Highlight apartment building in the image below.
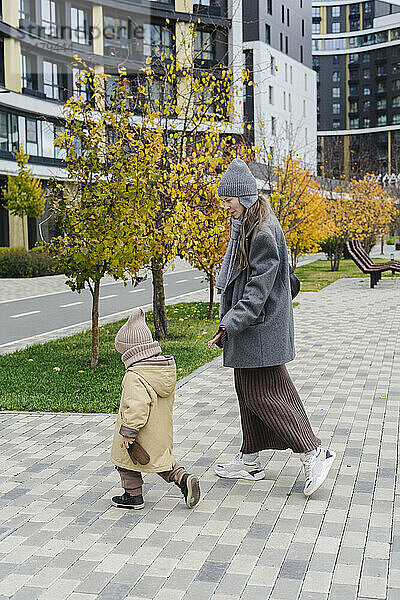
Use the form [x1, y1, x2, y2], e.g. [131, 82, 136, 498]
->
[243, 0, 318, 169]
[0, 0, 243, 248]
[312, 0, 400, 176]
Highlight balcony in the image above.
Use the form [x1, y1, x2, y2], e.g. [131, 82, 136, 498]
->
[193, 3, 223, 17]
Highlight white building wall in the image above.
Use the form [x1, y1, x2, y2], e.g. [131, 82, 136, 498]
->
[244, 40, 318, 171]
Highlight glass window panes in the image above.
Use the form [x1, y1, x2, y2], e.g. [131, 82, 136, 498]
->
[143, 23, 174, 58]
[21, 54, 35, 90]
[363, 118, 370, 127]
[332, 22, 340, 33]
[42, 0, 59, 37]
[0, 112, 7, 151]
[393, 63, 400, 75]
[43, 60, 58, 99]
[332, 87, 340, 98]
[332, 71, 340, 82]
[377, 65, 386, 76]
[377, 82, 385, 93]
[333, 119, 340, 129]
[350, 101, 358, 112]
[104, 16, 130, 55]
[331, 6, 340, 17]
[71, 7, 89, 45]
[73, 68, 88, 101]
[393, 80, 400, 91]
[393, 114, 400, 124]
[350, 117, 359, 128]
[350, 19, 359, 31]
[42, 121, 55, 158]
[363, 100, 370, 110]
[325, 38, 346, 50]
[363, 68, 370, 79]
[349, 54, 359, 63]
[312, 23, 320, 34]
[312, 7, 320, 17]
[332, 102, 340, 114]
[26, 118, 38, 155]
[393, 96, 400, 108]
[363, 53, 370, 62]
[363, 86, 371, 95]
[377, 98, 386, 110]
[364, 2, 372, 12]
[377, 115, 387, 125]
[19, 0, 33, 20]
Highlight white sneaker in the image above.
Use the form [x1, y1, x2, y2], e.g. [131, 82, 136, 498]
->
[300, 447, 336, 497]
[214, 453, 265, 481]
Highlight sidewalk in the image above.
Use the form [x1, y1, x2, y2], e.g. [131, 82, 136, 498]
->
[0, 274, 399, 600]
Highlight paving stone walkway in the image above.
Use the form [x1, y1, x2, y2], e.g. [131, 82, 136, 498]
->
[0, 275, 399, 600]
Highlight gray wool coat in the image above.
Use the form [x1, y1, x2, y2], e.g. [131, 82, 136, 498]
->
[219, 212, 295, 369]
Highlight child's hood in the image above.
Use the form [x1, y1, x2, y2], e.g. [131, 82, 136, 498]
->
[127, 364, 176, 398]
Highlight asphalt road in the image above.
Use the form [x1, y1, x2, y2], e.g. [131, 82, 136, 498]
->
[0, 267, 207, 350]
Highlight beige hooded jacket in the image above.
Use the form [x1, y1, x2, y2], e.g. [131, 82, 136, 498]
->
[110, 362, 177, 473]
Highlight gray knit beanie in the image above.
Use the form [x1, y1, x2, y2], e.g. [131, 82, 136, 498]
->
[115, 308, 161, 368]
[218, 158, 258, 208]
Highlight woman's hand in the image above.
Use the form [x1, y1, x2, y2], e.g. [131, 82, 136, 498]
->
[208, 327, 226, 348]
[121, 437, 135, 449]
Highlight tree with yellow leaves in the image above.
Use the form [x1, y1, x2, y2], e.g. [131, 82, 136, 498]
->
[270, 156, 328, 267]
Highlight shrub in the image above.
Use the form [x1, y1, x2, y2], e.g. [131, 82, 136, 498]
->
[0, 247, 63, 278]
[386, 236, 399, 245]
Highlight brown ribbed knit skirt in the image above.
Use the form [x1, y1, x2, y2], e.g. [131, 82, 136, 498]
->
[234, 365, 321, 454]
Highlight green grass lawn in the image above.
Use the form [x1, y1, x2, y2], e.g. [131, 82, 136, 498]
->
[0, 303, 222, 413]
[296, 259, 399, 292]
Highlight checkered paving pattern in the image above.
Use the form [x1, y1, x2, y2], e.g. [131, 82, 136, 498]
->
[0, 275, 399, 600]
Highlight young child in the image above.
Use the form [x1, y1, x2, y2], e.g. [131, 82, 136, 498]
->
[110, 307, 200, 510]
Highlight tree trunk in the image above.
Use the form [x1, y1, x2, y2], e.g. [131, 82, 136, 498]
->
[151, 257, 167, 340]
[333, 250, 340, 271]
[208, 274, 214, 320]
[381, 235, 384, 255]
[91, 280, 100, 366]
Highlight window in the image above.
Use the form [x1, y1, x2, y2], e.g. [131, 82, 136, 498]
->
[0, 112, 8, 151]
[377, 115, 387, 126]
[72, 68, 88, 101]
[281, 4, 284, 23]
[283, 91, 286, 110]
[377, 65, 386, 76]
[313, 40, 322, 51]
[300, 45, 303, 63]
[393, 114, 400, 124]
[269, 85, 274, 104]
[393, 80, 400, 91]
[332, 71, 340, 82]
[363, 100, 370, 110]
[144, 23, 174, 58]
[271, 56, 275, 75]
[350, 4, 359, 15]
[332, 87, 340, 98]
[350, 117, 359, 129]
[363, 68, 370, 79]
[364, 2, 372, 13]
[331, 6, 340, 17]
[377, 98, 386, 110]
[350, 101, 358, 112]
[302, 19, 304, 36]
[285, 36, 288, 54]
[377, 82, 385, 93]
[349, 84, 359, 95]
[280, 32, 283, 52]
[26, 118, 38, 156]
[305, 73, 307, 90]
[266, 24, 271, 44]
[303, 99, 306, 116]
[271, 116, 276, 135]
[333, 55, 340, 64]
[350, 20, 359, 31]
[392, 96, 400, 108]
[104, 16, 130, 56]
[333, 119, 340, 129]
[290, 65, 293, 83]
[332, 102, 340, 114]
[19, 0, 34, 20]
[288, 92, 292, 112]
[363, 118, 370, 127]
[363, 53, 371, 62]
[71, 7, 89, 45]
[267, 0, 272, 15]
[325, 38, 346, 50]
[363, 86, 371, 95]
[312, 7, 320, 18]
[285, 63, 287, 82]
[313, 57, 319, 68]
[349, 54, 359, 63]
[287, 8, 290, 25]
[42, 0, 60, 37]
[332, 22, 340, 33]
[43, 60, 66, 100]
[363, 18, 372, 29]
[312, 23, 320, 34]
[393, 63, 400, 75]
[21, 54, 36, 90]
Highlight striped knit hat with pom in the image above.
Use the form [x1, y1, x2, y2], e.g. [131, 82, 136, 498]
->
[115, 308, 161, 368]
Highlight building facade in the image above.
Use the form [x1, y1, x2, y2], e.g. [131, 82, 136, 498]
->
[0, 0, 243, 248]
[243, 0, 318, 169]
[312, 0, 400, 176]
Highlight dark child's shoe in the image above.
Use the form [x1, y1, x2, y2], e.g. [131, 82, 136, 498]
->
[178, 473, 201, 508]
[111, 492, 145, 510]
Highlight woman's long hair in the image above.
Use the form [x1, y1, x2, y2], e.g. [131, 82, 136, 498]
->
[236, 194, 272, 270]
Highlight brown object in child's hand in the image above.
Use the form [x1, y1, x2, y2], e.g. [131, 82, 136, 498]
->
[128, 441, 150, 465]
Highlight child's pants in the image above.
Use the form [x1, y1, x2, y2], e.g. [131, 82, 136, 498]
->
[116, 463, 186, 496]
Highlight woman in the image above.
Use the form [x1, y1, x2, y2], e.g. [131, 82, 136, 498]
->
[208, 158, 335, 497]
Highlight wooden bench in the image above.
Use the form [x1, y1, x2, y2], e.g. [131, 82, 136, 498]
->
[346, 240, 400, 288]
